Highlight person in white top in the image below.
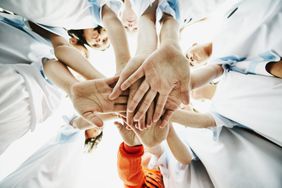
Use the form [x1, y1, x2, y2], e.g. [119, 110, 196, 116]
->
[0, 11, 128, 154]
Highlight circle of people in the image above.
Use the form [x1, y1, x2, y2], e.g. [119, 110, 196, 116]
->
[0, 0, 281, 188]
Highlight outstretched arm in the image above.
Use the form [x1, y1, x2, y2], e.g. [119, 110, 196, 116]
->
[166, 124, 193, 165]
[102, 5, 130, 73]
[29, 21, 104, 80]
[191, 64, 223, 89]
[170, 109, 216, 128]
[50, 34, 105, 79]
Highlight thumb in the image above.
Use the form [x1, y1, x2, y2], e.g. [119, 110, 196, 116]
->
[104, 76, 119, 86]
[83, 111, 104, 127]
[180, 78, 190, 105]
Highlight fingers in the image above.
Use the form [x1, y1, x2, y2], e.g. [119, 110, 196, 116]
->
[180, 78, 190, 105]
[134, 89, 157, 121]
[159, 110, 174, 128]
[109, 77, 125, 100]
[83, 111, 104, 127]
[114, 96, 128, 104]
[153, 94, 168, 123]
[110, 60, 142, 100]
[146, 102, 154, 126]
[128, 81, 150, 112]
[104, 76, 119, 86]
[137, 115, 146, 130]
[113, 104, 127, 112]
[126, 111, 134, 127]
[121, 67, 144, 91]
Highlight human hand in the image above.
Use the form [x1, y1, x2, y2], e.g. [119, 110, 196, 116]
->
[110, 55, 150, 128]
[115, 119, 169, 148]
[186, 42, 212, 66]
[115, 121, 141, 147]
[110, 55, 147, 99]
[120, 45, 191, 123]
[70, 76, 128, 127]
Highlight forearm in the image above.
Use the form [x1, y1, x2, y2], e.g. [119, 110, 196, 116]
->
[191, 64, 223, 89]
[145, 145, 163, 159]
[135, 1, 158, 55]
[170, 109, 216, 128]
[159, 14, 180, 49]
[166, 125, 192, 165]
[54, 45, 105, 79]
[49, 33, 104, 80]
[102, 5, 130, 73]
[43, 59, 78, 95]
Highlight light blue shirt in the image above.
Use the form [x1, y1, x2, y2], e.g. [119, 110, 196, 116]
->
[210, 50, 281, 77]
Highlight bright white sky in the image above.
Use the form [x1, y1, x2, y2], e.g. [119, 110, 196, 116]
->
[0, 19, 218, 187]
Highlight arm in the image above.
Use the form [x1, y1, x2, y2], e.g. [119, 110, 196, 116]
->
[102, 5, 130, 73]
[50, 34, 104, 79]
[43, 58, 78, 95]
[117, 143, 146, 188]
[191, 64, 223, 89]
[166, 124, 193, 165]
[135, 1, 158, 56]
[266, 60, 282, 78]
[170, 109, 216, 128]
[29, 21, 104, 80]
[159, 14, 181, 49]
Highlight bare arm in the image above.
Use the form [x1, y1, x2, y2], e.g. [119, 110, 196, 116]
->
[159, 14, 181, 50]
[170, 109, 216, 128]
[135, 0, 158, 56]
[166, 124, 192, 165]
[102, 5, 130, 73]
[191, 64, 223, 89]
[29, 21, 104, 80]
[43, 58, 78, 95]
[266, 60, 282, 78]
[50, 34, 104, 79]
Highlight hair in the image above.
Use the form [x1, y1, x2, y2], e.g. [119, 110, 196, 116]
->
[67, 26, 104, 47]
[84, 131, 103, 153]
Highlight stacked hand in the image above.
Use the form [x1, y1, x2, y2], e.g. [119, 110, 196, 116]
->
[110, 44, 190, 129]
[70, 76, 128, 127]
[115, 118, 169, 148]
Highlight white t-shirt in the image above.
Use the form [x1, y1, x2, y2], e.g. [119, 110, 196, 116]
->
[150, 126, 214, 188]
[211, 71, 282, 146]
[185, 126, 282, 188]
[0, 13, 63, 154]
[0, 0, 122, 29]
[210, 0, 282, 59]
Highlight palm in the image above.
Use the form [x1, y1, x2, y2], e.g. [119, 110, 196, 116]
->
[71, 77, 127, 126]
[120, 45, 191, 124]
[144, 45, 190, 95]
[133, 121, 169, 148]
[115, 122, 140, 146]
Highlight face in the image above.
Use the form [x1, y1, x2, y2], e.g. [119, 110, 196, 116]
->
[83, 28, 110, 51]
[120, 7, 138, 32]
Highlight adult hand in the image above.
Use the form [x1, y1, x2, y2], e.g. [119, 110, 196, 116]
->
[110, 55, 151, 128]
[71, 76, 128, 127]
[120, 45, 191, 123]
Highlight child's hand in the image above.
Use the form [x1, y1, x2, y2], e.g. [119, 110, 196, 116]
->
[116, 119, 170, 148]
[115, 121, 141, 146]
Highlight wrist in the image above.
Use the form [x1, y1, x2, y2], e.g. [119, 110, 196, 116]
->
[123, 142, 143, 153]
